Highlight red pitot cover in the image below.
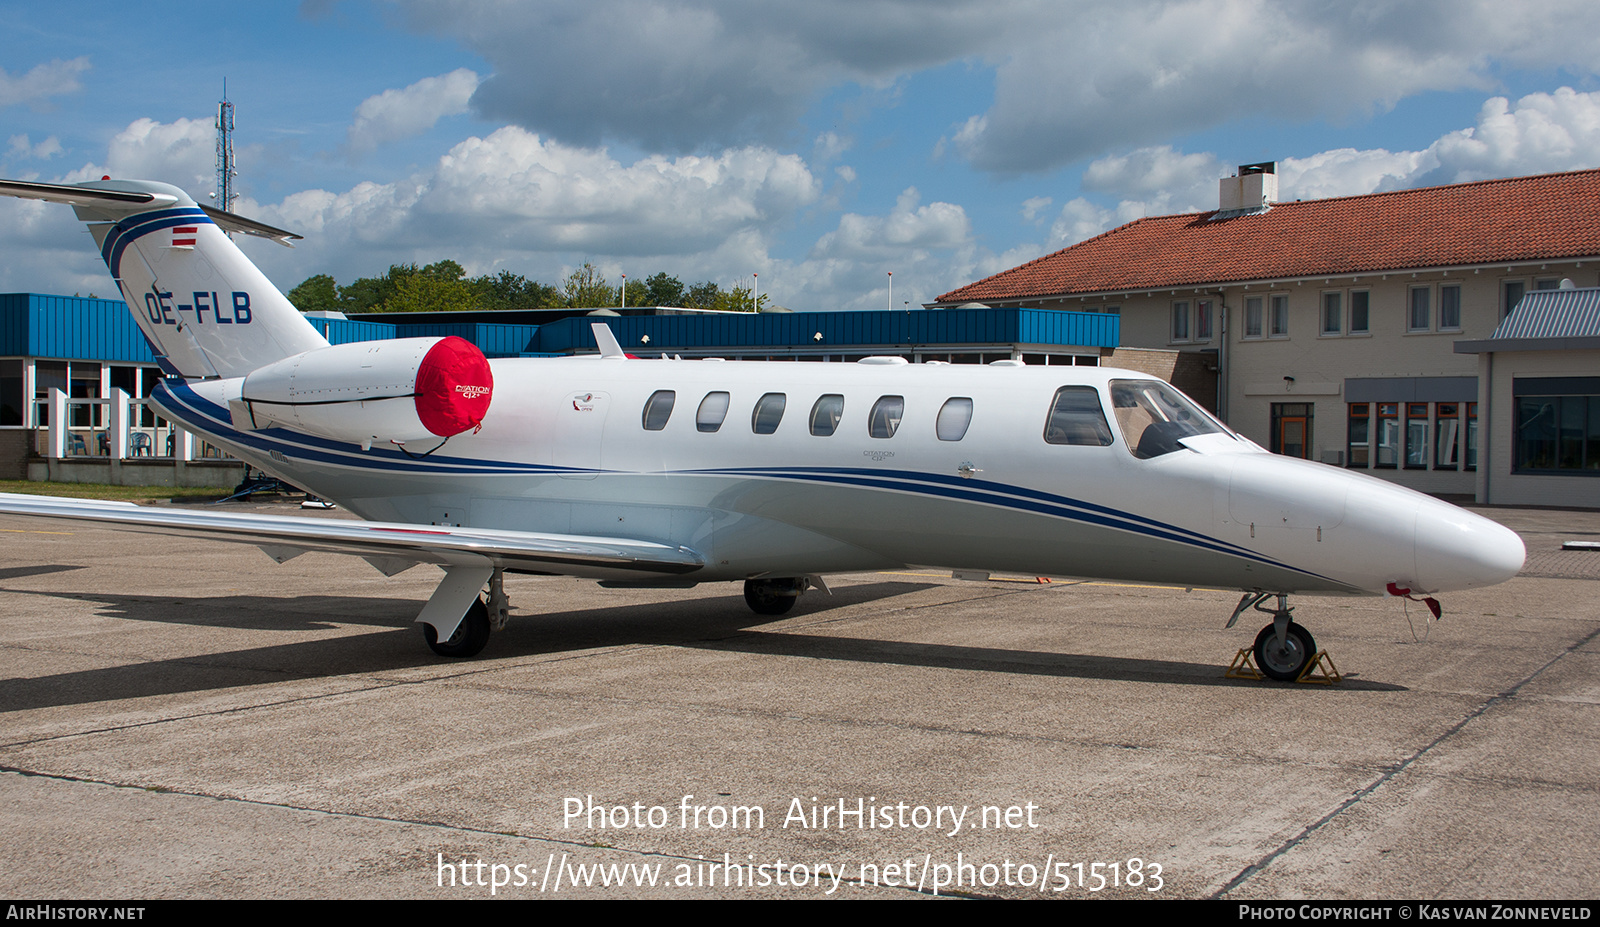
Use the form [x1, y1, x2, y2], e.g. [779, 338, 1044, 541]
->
[414, 336, 494, 436]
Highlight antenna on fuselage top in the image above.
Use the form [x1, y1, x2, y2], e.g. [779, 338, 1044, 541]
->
[591, 322, 626, 359]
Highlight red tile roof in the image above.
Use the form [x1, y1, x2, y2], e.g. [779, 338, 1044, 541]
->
[936, 169, 1600, 304]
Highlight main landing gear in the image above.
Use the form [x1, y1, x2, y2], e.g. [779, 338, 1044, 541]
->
[1228, 592, 1319, 682]
[422, 566, 510, 659]
[743, 577, 810, 616]
[425, 597, 491, 657]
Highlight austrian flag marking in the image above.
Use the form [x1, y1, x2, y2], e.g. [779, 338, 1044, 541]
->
[172, 226, 198, 248]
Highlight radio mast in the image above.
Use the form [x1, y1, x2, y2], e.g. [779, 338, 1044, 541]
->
[215, 81, 237, 214]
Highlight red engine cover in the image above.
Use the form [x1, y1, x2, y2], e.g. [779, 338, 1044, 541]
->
[413, 336, 494, 436]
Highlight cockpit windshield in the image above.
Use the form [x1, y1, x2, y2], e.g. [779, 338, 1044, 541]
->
[1109, 379, 1228, 458]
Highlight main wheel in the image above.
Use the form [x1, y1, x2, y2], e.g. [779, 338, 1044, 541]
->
[744, 579, 797, 616]
[1252, 621, 1316, 682]
[424, 597, 491, 658]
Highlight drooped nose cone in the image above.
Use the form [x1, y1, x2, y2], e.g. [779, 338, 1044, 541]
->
[1412, 499, 1526, 593]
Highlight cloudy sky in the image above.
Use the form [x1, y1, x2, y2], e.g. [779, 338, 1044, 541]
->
[4, 1, 1600, 311]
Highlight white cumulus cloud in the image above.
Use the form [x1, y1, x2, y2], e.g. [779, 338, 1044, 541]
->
[0, 57, 90, 108]
[347, 68, 481, 153]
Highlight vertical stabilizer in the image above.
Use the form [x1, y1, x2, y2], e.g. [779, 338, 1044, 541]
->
[0, 178, 328, 378]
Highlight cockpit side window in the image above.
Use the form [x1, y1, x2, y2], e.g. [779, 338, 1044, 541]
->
[1109, 379, 1226, 458]
[1044, 386, 1113, 446]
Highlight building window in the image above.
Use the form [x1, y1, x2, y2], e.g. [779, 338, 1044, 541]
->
[1502, 280, 1525, 319]
[1244, 296, 1263, 339]
[1514, 379, 1600, 473]
[1405, 402, 1430, 468]
[1435, 402, 1460, 470]
[1375, 403, 1399, 468]
[1271, 403, 1312, 458]
[1195, 299, 1213, 341]
[1409, 286, 1431, 331]
[1439, 284, 1462, 330]
[1321, 292, 1342, 335]
[0, 359, 22, 427]
[1466, 402, 1478, 472]
[1171, 300, 1190, 342]
[1270, 295, 1289, 336]
[1350, 290, 1370, 333]
[1347, 403, 1369, 468]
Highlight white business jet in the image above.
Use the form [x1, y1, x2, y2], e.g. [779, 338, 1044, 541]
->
[0, 177, 1525, 680]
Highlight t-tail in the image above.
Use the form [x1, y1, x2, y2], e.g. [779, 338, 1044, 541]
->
[0, 177, 328, 378]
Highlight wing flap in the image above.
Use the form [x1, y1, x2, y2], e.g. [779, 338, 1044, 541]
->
[0, 493, 703, 576]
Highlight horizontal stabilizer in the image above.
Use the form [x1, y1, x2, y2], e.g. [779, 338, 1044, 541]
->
[0, 178, 171, 208]
[197, 203, 302, 247]
[0, 493, 704, 577]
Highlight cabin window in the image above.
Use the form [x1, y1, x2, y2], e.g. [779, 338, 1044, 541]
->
[936, 397, 974, 441]
[752, 393, 786, 434]
[1043, 386, 1113, 446]
[696, 392, 730, 432]
[1110, 379, 1226, 458]
[809, 394, 844, 436]
[641, 390, 675, 430]
[868, 396, 904, 438]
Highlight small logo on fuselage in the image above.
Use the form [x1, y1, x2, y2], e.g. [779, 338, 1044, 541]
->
[863, 450, 895, 462]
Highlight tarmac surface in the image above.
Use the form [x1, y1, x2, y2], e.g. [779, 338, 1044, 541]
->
[0, 501, 1596, 899]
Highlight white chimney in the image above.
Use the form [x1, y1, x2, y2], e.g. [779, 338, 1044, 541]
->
[1219, 161, 1278, 212]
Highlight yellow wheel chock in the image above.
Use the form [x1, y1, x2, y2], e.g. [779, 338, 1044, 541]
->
[1227, 648, 1343, 685]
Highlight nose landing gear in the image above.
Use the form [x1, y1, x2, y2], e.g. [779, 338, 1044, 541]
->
[1227, 592, 1322, 682]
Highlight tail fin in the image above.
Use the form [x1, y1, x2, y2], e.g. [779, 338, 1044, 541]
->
[0, 178, 327, 378]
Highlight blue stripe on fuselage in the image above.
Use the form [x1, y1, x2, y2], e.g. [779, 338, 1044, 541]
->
[153, 379, 1329, 582]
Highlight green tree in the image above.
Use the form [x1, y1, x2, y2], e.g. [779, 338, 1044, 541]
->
[288, 274, 341, 312]
[643, 272, 685, 307]
[562, 263, 615, 308]
[621, 278, 648, 308]
[712, 285, 767, 313]
[381, 272, 476, 313]
[685, 281, 721, 310]
[470, 270, 560, 310]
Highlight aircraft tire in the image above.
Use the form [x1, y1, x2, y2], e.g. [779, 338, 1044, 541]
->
[744, 579, 797, 616]
[424, 597, 491, 658]
[1252, 621, 1316, 682]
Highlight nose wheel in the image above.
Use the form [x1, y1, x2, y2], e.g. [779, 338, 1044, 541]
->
[1228, 592, 1321, 682]
[1252, 620, 1316, 682]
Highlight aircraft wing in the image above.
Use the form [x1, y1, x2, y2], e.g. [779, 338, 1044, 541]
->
[0, 492, 703, 577]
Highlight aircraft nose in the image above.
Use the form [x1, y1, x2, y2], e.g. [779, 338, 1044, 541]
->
[1412, 501, 1525, 593]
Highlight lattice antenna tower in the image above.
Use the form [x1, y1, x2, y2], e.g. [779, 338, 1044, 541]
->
[214, 81, 237, 214]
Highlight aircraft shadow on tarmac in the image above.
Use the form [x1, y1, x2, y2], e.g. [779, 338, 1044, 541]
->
[0, 578, 1404, 713]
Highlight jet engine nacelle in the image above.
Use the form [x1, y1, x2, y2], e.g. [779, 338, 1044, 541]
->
[233, 336, 494, 449]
